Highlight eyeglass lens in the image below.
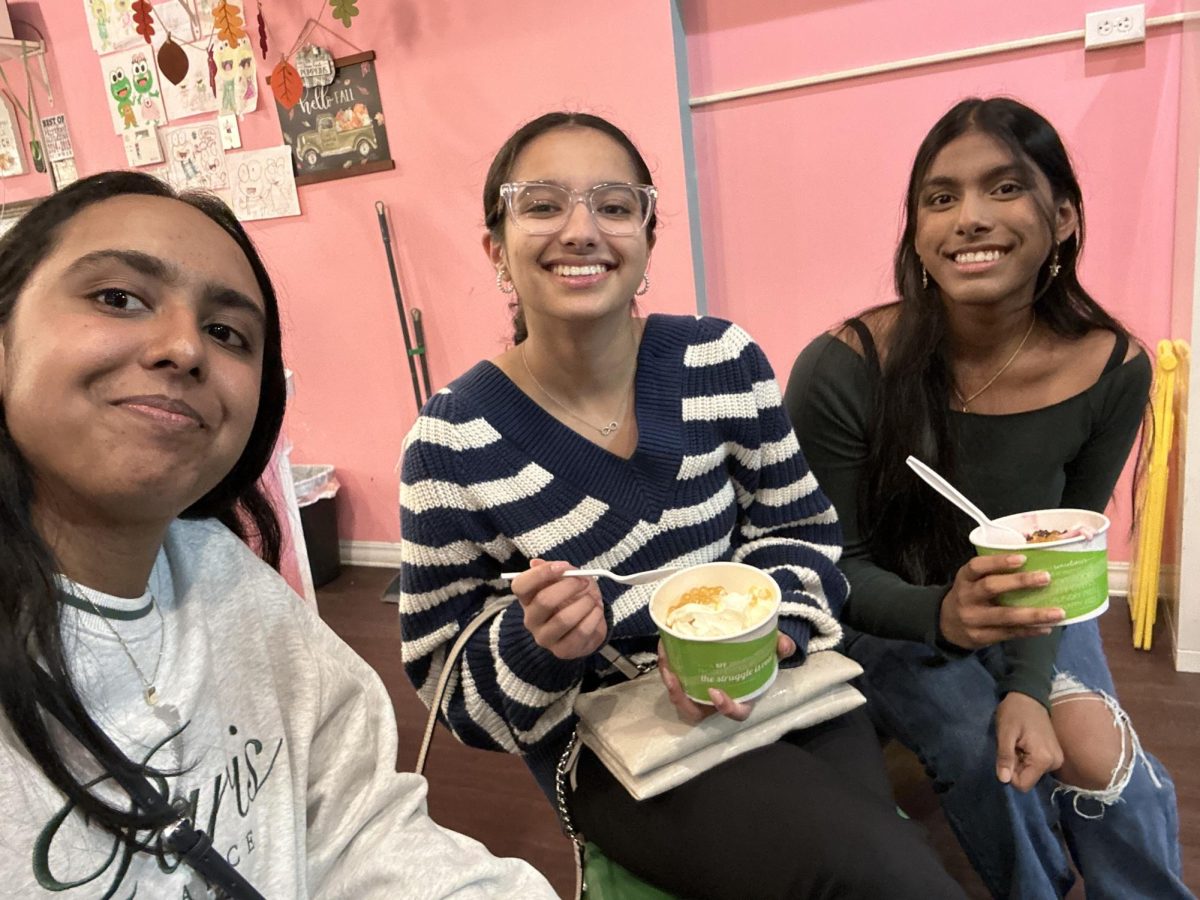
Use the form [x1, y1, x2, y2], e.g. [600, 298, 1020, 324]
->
[508, 184, 650, 235]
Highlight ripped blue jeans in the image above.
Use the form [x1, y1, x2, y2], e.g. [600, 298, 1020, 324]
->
[846, 619, 1190, 899]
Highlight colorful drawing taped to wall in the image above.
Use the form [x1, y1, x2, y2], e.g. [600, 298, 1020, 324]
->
[228, 146, 300, 221]
[84, 0, 144, 54]
[123, 124, 164, 166]
[273, 52, 393, 186]
[159, 121, 228, 192]
[39, 114, 75, 164]
[0, 94, 25, 177]
[101, 48, 168, 134]
[215, 40, 258, 117]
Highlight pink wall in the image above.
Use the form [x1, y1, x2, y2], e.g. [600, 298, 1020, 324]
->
[682, 1, 1191, 558]
[6, 1, 698, 545]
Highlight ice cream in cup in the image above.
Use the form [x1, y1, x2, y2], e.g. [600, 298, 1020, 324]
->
[970, 508, 1111, 624]
[649, 561, 782, 704]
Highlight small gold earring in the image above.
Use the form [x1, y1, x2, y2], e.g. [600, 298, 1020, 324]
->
[1048, 246, 1061, 280]
[921, 265, 929, 290]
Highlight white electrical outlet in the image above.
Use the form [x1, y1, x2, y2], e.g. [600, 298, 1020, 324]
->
[1085, 4, 1147, 49]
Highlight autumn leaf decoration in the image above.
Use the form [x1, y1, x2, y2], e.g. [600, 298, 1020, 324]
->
[132, 0, 154, 42]
[330, 0, 360, 28]
[257, 6, 269, 59]
[207, 45, 217, 96]
[212, 0, 246, 48]
[271, 58, 302, 110]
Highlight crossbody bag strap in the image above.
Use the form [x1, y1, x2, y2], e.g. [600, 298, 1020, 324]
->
[415, 597, 514, 775]
[32, 666, 266, 900]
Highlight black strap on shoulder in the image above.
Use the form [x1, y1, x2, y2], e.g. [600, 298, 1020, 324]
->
[32, 665, 265, 899]
[844, 317, 881, 379]
[1103, 331, 1129, 374]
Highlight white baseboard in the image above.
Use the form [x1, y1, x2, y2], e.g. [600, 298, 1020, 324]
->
[339, 540, 403, 568]
[1107, 561, 1128, 597]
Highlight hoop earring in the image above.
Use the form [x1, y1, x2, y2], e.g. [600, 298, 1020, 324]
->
[921, 265, 929, 290]
[1048, 245, 1061, 280]
[496, 266, 515, 295]
[635, 272, 650, 297]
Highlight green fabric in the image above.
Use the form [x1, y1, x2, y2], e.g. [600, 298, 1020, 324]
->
[583, 843, 680, 900]
[785, 331, 1149, 707]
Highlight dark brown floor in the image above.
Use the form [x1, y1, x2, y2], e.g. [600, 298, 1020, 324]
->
[317, 566, 1199, 899]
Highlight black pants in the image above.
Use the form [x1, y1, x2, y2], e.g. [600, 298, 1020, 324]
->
[570, 707, 966, 900]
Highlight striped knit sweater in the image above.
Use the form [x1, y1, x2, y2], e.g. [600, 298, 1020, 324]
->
[398, 314, 848, 798]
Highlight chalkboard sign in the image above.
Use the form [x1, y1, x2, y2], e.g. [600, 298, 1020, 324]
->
[273, 51, 394, 186]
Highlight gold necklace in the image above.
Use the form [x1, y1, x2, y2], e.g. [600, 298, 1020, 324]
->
[78, 591, 166, 706]
[520, 342, 635, 438]
[952, 316, 1036, 412]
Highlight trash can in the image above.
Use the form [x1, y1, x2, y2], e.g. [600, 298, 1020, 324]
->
[292, 464, 341, 588]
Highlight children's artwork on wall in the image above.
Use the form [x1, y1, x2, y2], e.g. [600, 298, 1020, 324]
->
[273, 51, 393, 186]
[219, 113, 241, 149]
[228, 146, 300, 221]
[0, 94, 25, 177]
[123, 123, 163, 166]
[159, 120, 228, 191]
[51, 157, 80, 190]
[155, 0, 216, 42]
[84, 0, 144, 55]
[101, 48, 168, 133]
[215, 40, 258, 117]
[154, 34, 219, 119]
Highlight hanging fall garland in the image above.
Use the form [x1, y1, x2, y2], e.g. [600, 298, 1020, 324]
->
[158, 37, 190, 84]
[270, 58, 302, 110]
[329, 0, 360, 28]
[257, 6, 269, 59]
[212, 0, 247, 48]
[132, 0, 155, 42]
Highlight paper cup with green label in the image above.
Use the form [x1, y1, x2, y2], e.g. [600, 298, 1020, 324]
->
[649, 561, 782, 704]
[970, 508, 1110, 624]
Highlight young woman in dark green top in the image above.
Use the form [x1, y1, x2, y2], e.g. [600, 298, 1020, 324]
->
[785, 97, 1187, 899]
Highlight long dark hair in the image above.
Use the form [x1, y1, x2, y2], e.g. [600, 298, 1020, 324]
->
[482, 111, 657, 343]
[0, 172, 286, 844]
[864, 97, 1130, 584]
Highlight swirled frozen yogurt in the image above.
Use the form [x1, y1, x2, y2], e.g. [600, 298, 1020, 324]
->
[664, 584, 775, 638]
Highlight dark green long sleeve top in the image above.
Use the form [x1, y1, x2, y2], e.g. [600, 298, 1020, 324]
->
[785, 331, 1150, 706]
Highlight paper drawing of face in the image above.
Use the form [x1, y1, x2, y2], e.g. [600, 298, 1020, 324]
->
[132, 53, 155, 95]
[91, 0, 108, 24]
[238, 160, 262, 197]
[110, 67, 132, 103]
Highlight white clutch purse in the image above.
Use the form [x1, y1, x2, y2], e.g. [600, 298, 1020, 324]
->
[571, 650, 866, 800]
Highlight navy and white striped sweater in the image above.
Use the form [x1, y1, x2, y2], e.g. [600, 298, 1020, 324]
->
[399, 314, 848, 797]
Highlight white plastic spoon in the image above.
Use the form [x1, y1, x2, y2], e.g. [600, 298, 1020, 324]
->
[905, 456, 1026, 546]
[500, 565, 684, 586]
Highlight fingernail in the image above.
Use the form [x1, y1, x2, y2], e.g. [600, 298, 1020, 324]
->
[1034, 572, 1051, 585]
[1008, 554, 1026, 566]
[709, 689, 725, 704]
[997, 767, 1012, 784]
[551, 561, 570, 572]
[1049, 609, 1066, 621]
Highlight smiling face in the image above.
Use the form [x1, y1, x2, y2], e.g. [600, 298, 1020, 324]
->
[914, 130, 1077, 313]
[484, 126, 653, 333]
[0, 195, 266, 530]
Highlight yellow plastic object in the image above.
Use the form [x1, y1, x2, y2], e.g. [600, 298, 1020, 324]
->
[1128, 340, 1188, 650]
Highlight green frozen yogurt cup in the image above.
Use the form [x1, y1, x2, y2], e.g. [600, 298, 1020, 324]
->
[649, 561, 781, 704]
[970, 508, 1110, 625]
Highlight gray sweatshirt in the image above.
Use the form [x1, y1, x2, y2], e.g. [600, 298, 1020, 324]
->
[0, 518, 555, 899]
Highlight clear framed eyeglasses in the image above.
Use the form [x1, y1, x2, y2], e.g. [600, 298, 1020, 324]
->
[499, 181, 657, 236]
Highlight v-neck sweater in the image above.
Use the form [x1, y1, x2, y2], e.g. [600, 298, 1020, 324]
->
[399, 314, 849, 797]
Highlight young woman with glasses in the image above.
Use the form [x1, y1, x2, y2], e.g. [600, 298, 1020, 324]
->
[785, 97, 1187, 899]
[399, 111, 964, 899]
[0, 172, 554, 898]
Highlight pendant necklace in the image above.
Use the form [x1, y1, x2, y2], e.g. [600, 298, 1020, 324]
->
[520, 340, 637, 438]
[952, 316, 1036, 412]
[79, 591, 166, 706]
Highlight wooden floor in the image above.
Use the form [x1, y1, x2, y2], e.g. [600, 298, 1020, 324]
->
[317, 566, 1200, 898]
